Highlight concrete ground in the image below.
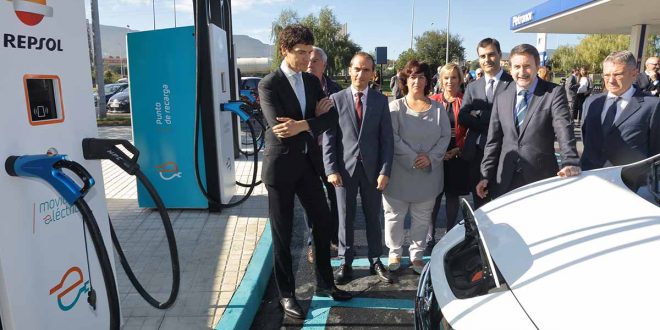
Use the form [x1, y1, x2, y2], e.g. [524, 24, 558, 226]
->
[98, 126, 268, 330]
[99, 118, 584, 330]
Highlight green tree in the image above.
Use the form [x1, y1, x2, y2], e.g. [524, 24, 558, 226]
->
[414, 30, 465, 72]
[269, 7, 360, 75]
[394, 49, 417, 72]
[549, 45, 581, 73]
[575, 34, 630, 73]
[270, 9, 300, 70]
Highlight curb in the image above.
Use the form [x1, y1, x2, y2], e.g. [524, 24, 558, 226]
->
[214, 221, 272, 330]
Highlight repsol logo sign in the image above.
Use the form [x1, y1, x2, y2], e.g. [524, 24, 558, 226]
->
[512, 12, 534, 27]
[3, 33, 63, 51]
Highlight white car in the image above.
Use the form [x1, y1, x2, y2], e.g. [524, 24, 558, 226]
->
[415, 154, 660, 329]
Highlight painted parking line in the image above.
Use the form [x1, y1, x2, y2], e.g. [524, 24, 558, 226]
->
[330, 256, 431, 267]
[302, 296, 414, 330]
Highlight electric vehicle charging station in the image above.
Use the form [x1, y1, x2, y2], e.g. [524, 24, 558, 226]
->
[127, 26, 237, 209]
[127, 1, 257, 212]
[0, 1, 117, 329]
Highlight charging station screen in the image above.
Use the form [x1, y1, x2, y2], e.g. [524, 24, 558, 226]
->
[26, 78, 58, 122]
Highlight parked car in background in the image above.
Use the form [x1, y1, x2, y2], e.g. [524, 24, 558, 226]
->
[416, 154, 660, 329]
[240, 77, 261, 110]
[93, 82, 129, 106]
[240, 77, 261, 92]
[107, 89, 130, 113]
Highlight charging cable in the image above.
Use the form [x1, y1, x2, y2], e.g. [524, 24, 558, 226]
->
[82, 138, 180, 309]
[5, 154, 120, 330]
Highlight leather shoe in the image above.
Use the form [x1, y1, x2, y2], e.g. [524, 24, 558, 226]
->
[306, 246, 314, 264]
[370, 260, 394, 284]
[315, 286, 352, 301]
[334, 263, 353, 285]
[280, 297, 305, 319]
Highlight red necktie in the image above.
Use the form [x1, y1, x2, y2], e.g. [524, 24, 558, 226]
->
[355, 92, 363, 129]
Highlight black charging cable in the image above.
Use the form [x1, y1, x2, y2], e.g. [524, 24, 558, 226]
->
[5, 156, 121, 330]
[82, 138, 180, 309]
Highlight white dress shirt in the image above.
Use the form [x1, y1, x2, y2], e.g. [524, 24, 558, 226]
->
[280, 61, 306, 118]
[484, 69, 504, 95]
[350, 85, 369, 115]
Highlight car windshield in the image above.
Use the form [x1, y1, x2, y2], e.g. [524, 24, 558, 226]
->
[104, 84, 125, 94]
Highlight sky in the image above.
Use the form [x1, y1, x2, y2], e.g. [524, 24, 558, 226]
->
[84, 0, 585, 60]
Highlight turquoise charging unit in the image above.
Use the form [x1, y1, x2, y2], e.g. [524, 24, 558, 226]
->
[127, 27, 208, 208]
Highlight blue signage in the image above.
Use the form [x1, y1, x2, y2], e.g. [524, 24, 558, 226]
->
[510, 0, 595, 30]
[127, 27, 209, 208]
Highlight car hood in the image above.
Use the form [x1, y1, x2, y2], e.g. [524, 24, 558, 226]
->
[108, 91, 129, 102]
[476, 164, 660, 328]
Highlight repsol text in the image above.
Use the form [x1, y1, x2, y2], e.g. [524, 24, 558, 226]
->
[3, 33, 63, 52]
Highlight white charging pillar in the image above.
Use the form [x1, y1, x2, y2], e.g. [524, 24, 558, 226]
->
[0, 1, 116, 329]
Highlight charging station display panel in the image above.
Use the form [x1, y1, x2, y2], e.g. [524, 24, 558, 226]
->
[24, 75, 64, 125]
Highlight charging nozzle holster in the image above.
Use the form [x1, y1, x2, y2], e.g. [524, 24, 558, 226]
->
[5, 154, 95, 204]
[82, 138, 141, 175]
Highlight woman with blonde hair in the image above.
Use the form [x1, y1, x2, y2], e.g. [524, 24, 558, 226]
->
[426, 63, 470, 247]
[384, 60, 451, 274]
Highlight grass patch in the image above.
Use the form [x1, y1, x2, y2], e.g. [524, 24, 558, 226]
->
[97, 114, 131, 126]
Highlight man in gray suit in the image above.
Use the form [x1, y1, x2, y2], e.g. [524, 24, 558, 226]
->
[477, 44, 581, 199]
[581, 51, 660, 174]
[323, 52, 394, 284]
[459, 38, 513, 208]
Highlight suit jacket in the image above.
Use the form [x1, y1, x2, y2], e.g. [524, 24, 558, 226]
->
[322, 87, 393, 183]
[323, 74, 342, 96]
[258, 68, 338, 185]
[481, 79, 579, 195]
[565, 74, 578, 103]
[580, 89, 660, 171]
[458, 72, 514, 161]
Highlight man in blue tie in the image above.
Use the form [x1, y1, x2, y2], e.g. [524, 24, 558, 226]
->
[580, 51, 660, 173]
[477, 44, 581, 199]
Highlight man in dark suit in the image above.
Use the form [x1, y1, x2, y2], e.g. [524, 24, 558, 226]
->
[581, 51, 660, 174]
[258, 24, 351, 320]
[323, 52, 394, 285]
[634, 56, 659, 96]
[565, 68, 579, 118]
[458, 38, 513, 208]
[303, 46, 342, 264]
[477, 44, 581, 199]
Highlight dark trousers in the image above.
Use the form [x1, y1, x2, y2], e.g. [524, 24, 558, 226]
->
[468, 148, 490, 209]
[574, 93, 587, 122]
[335, 162, 383, 265]
[305, 176, 338, 246]
[265, 158, 335, 298]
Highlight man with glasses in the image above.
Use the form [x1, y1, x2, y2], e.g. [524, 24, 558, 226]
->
[581, 51, 660, 173]
[635, 56, 659, 96]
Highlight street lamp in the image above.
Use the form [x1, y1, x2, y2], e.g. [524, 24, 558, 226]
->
[446, 0, 450, 65]
[410, 0, 415, 50]
[174, 0, 177, 27]
[152, 0, 156, 30]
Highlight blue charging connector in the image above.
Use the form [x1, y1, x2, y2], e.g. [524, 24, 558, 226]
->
[221, 101, 250, 122]
[5, 154, 95, 204]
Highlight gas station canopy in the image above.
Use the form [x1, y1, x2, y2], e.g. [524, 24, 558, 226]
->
[510, 0, 660, 34]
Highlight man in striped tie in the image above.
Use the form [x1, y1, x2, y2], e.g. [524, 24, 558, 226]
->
[477, 44, 581, 199]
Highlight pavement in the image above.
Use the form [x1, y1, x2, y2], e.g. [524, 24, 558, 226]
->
[98, 126, 269, 330]
[99, 120, 585, 330]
